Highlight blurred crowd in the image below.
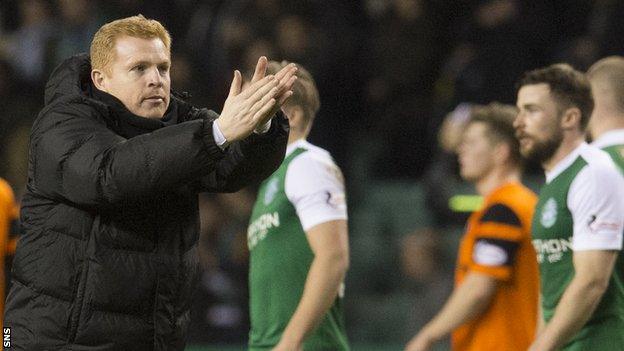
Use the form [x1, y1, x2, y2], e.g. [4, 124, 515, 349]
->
[2, 0, 624, 347]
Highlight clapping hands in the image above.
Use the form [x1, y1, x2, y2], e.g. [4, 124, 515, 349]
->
[216, 56, 297, 142]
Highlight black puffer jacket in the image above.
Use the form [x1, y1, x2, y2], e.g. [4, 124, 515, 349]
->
[4, 54, 288, 350]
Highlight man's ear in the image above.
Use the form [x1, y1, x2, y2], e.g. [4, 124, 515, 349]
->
[285, 105, 306, 131]
[91, 69, 107, 91]
[560, 107, 582, 131]
[494, 142, 511, 166]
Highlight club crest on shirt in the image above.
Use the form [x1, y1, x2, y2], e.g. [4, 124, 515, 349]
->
[264, 178, 279, 205]
[540, 197, 557, 228]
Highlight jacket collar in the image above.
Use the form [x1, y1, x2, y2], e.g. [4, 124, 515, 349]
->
[90, 83, 178, 137]
[46, 53, 188, 138]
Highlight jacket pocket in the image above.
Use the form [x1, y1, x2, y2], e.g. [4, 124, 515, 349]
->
[67, 258, 89, 343]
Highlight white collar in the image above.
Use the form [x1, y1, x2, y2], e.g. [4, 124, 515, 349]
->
[545, 143, 588, 183]
[591, 129, 624, 149]
[286, 139, 308, 156]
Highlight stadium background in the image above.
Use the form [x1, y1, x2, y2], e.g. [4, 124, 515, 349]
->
[0, 0, 622, 350]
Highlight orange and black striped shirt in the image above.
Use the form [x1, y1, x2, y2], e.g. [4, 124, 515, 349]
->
[452, 182, 539, 351]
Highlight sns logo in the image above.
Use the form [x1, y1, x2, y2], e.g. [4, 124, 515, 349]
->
[3, 327, 10, 348]
[540, 198, 557, 228]
[532, 237, 572, 263]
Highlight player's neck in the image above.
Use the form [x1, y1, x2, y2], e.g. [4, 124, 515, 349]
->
[591, 116, 624, 141]
[542, 134, 585, 172]
[287, 127, 309, 145]
[475, 167, 521, 197]
[287, 134, 306, 145]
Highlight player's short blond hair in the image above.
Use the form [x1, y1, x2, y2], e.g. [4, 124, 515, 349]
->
[587, 56, 624, 113]
[90, 15, 171, 73]
[267, 61, 320, 125]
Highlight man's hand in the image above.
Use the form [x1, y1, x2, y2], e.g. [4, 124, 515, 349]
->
[248, 56, 297, 108]
[405, 331, 435, 351]
[216, 57, 297, 142]
[267, 61, 297, 117]
[216, 65, 279, 142]
[248, 57, 294, 133]
[404, 272, 497, 351]
[247, 57, 298, 126]
[527, 250, 618, 351]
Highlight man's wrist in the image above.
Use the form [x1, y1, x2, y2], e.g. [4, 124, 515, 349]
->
[279, 329, 304, 347]
[212, 119, 229, 150]
[419, 325, 441, 344]
[529, 337, 548, 351]
[539, 334, 558, 351]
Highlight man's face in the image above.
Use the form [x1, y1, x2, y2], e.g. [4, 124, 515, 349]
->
[458, 121, 496, 182]
[514, 83, 563, 164]
[95, 36, 171, 119]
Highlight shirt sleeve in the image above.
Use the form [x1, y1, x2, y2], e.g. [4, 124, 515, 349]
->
[569, 165, 624, 251]
[213, 119, 272, 150]
[284, 152, 347, 231]
[212, 120, 228, 149]
[469, 203, 523, 281]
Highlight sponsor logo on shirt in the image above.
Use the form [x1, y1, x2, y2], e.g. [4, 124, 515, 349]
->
[540, 198, 558, 228]
[532, 237, 572, 264]
[248, 212, 280, 250]
[587, 214, 621, 233]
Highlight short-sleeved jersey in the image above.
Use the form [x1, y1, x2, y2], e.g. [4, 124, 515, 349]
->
[592, 129, 624, 172]
[248, 140, 349, 351]
[535, 142, 624, 350]
[452, 182, 539, 351]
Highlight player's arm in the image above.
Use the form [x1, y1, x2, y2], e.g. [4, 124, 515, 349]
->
[274, 219, 349, 351]
[529, 250, 617, 351]
[274, 154, 348, 351]
[407, 203, 523, 351]
[536, 293, 545, 335]
[405, 272, 497, 351]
